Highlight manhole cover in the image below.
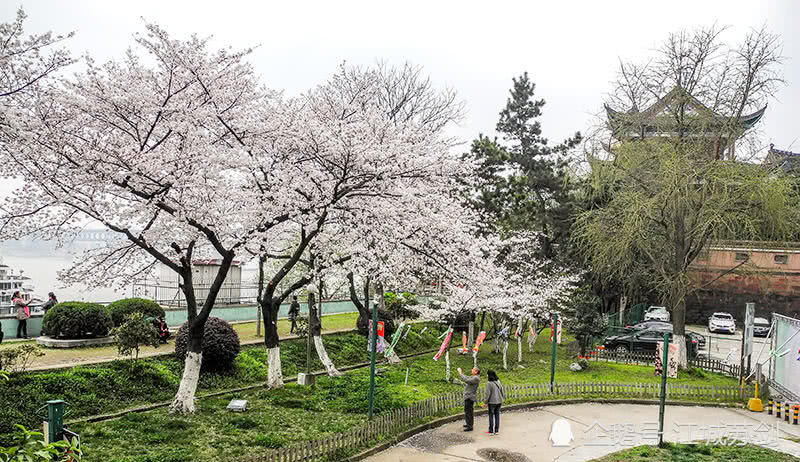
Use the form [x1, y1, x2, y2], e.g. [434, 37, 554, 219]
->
[476, 447, 533, 462]
[398, 430, 474, 452]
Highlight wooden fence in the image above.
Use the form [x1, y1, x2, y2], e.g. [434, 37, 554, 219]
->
[246, 380, 752, 462]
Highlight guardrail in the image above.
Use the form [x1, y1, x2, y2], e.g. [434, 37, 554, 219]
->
[246, 380, 751, 462]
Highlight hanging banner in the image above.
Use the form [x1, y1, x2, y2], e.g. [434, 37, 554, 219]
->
[654, 341, 679, 378]
[472, 331, 487, 353]
[433, 328, 454, 361]
[460, 331, 469, 354]
[550, 318, 562, 345]
[515, 322, 523, 339]
[384, 322, 406, 358]
[367, 321, 385, 353]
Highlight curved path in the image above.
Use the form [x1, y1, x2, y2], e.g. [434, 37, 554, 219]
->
[364, 403, 800, 462]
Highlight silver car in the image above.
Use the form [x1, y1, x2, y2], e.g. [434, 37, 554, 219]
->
[708, 312, 736, 334]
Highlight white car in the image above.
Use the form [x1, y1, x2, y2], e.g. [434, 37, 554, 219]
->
[708, 312, 736, 334]
[643, 306, 670, 322]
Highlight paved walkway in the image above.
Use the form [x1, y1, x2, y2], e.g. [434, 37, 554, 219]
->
[364, 403, 800, 461]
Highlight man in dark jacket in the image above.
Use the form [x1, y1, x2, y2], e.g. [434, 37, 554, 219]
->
[289, 296, 300, 334]
[457, 366, 480, 431]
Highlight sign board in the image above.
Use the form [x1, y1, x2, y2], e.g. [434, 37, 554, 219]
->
[773, 313, 800, 400]
[743, 303, 755, 357]
[655, 341, 679, 378]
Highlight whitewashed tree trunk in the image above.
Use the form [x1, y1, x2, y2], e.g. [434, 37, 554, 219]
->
[472, 350, 478, 369]
[517, 318, 524, 363]
[266, 346, 283, 388]
[445, 349, 451, 382]
[674, 334, 688, 368]
[313, 335, 343, 376]
[502, 340, 509, 370]
[170, 352, 202, 414]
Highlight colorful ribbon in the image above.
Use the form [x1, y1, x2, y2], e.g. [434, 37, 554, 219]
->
[433, 327, 454, 361]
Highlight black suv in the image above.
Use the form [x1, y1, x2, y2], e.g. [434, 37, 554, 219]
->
[624, 321, 706, 349]
[604, 329, 699, 359]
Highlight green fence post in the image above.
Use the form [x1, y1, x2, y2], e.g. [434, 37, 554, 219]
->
[657, 332, 669, 447]
[368, 301, 378, 420]
[46, 400, 65, 443]
[550, 312, 558, 392]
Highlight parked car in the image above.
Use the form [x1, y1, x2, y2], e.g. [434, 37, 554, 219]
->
[603, 329, 698, 359]
[753, 317, 771, 337]
[708, 312, 736, 334]
[625, 321, 706, 349]
[644, 306, 670, 322]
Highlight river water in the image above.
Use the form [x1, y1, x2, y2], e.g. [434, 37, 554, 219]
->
[0, 242, 260, 304]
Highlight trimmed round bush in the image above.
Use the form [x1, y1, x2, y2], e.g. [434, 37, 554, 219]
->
[42, 302, 114, 339]
[108, 297, 166, 327]
[174, 317, 240, 370]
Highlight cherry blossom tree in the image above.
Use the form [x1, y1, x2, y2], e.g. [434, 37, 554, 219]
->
[241, 63, 465, 386]
[0, 24, 283, 413]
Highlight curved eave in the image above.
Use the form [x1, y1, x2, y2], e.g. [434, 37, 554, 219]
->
[741, 105, 767, 128]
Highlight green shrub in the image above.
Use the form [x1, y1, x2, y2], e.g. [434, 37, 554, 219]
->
[41, 302, 113, 339]
[174, 317, 240, 370]
[0, 425, 82, 461]
[108, 298, 165, 327]
[112, 313, 161, 362]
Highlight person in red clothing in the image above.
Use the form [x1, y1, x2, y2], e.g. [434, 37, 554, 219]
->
[12, 291, 30, 339]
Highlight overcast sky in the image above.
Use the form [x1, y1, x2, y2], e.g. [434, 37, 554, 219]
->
[2, 1, 799, 192]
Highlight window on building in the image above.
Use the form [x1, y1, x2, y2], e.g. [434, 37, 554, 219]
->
[735, 252, 749, 262]
[774, 254, 788, 265]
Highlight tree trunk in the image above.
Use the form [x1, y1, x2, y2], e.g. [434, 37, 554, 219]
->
[502, 340, 509, 370]
[171, 350, 202, 413]
[517, 318, 525, 364]
[672, 297, 688, 368]
[310, 292, 342, 376]
[528, 320, 537, 353]
[348, 272, 371, 334]
[263, 297, 283, 388]
[479, 311, 487, 333]
[169, 252, 235, 414]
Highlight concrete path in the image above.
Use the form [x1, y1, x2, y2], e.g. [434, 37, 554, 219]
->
[364, 403, 800, 462]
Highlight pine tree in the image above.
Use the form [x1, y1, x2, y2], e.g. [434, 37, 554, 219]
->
[466, 73, 581, 259]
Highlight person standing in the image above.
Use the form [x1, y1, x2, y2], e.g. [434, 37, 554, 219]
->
[456, 366, 480, 431]
[41, 292, 58, 314]
[12, 291, 29, 339]
[288, 296, 300, 334]
[482, 370, 505, 435]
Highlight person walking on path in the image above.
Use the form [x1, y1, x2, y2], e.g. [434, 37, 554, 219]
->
[481, 369, 505, 435]
[457, 366, 480, 431]
[41, 292, 57, 314]
[289, 296, 300, 334]
[12, 291, 29, 339]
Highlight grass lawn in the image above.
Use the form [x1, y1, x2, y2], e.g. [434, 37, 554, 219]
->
[588, 442, 800, 461]
[0, 312, 359, 369]
[70, 334, 741, 462]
